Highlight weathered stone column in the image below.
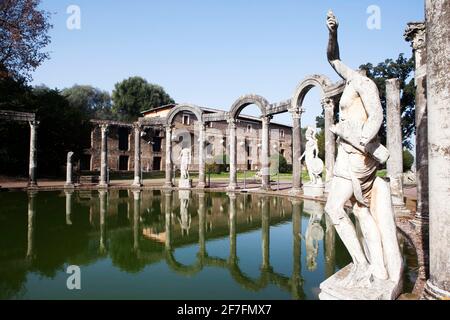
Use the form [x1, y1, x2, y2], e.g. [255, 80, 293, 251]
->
[28, 121, 39, 188]
[423, 0, 450, 300]
[228, 192, 237, 265]
[290, 109, 303, 194]
[197, 123, 206, 188]
[65, 152, 74, 189]
[132, 124, 143, 188]
[386, 79, 405, 208]
[405, 21, 429, 225]
[261, 196, 271, 271]
[198, 192, 206, 258]
[321, 99, 336, 190]
[65, 190, 73, 225]
[99, 190, 107, 253]
[227, 119, 238, 190]
[164, 125, 173, 188]
[164, 190, 173, 251]
[261, 116, 272, 190]
[98, 124, 109, 188]
[133, 190, 141, 251]
[26, 191, 37, 259]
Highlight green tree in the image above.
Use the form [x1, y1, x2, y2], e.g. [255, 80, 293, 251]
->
[0, 0, 52, 81]
[62, 85, 113, 120]
[360, 54, 415, 149]
[112, 76, 174, 120]
[403, 149, 414, 172]
[0, 78, 92, 177]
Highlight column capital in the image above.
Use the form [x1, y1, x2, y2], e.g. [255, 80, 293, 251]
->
[321, 98, 335, 111]
[227, 118, 237, 128]
[29, 120, 40, 128]
[100, 123, 109, 133]
[132, 122, 142, 131]
[288, 108, 305, 116]
[404, 22, 426, 50]
[260, 115, 273, 124]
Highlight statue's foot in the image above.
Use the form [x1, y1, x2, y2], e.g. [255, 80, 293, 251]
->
[339, 263, 373, 288]
[369, 264, 389, 281]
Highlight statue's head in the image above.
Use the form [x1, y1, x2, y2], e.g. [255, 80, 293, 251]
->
[306, 126, 316, 139]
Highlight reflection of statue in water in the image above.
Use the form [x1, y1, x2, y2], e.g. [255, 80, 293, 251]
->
[178, 148, 191, 180]
[178, 191, 191, 236]
[303, 201, 325, 272]
[300, 127, 324, 185]
[321, 11, 403, 299]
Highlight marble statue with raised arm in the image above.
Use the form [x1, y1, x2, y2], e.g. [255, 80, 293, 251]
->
[320, 11, 403, 300]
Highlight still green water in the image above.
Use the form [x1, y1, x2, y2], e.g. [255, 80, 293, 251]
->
[0, 190, 417, 300]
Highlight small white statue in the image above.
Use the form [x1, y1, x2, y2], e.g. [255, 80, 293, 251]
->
[300, 127, 324, 185]
[178, 148, 191, 180]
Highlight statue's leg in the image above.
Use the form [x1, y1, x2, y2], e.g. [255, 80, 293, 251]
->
[353, 203, 388, 280]
[325, 177, 368, 266]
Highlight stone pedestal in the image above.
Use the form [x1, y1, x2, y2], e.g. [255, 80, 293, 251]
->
[303, 182, 325, 198]
[179, 178, 192, 189]
[319, 264, 403, 300]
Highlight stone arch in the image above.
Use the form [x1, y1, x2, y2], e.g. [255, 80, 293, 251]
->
[290, 75, 333, 110]
[166, 104, 204, 126]
[229, 94, 269, 120]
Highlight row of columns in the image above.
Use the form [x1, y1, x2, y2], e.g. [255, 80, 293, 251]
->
[65, 103, 338, 192]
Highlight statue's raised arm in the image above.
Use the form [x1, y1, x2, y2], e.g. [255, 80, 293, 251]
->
[326, 11, 354, 81]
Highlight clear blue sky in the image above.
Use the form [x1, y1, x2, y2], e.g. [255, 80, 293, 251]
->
[33, 0, 424, 126]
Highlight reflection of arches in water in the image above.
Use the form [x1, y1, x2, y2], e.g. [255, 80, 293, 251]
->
[161, 194, 306, 299]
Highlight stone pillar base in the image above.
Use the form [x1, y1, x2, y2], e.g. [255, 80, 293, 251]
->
[227, 183, 238, 191]
[423, 280, 450, 300]
[131, 183, 143, 189]
[196, 182, 206, 189]
[179, 179, 192, 189]
[289, 187, 303, 196]
[64, 183, 75, 189]
[163, 182, 174, 189]
[97, 183, 109, 189]
[410, 213, 429, 229]
[319, 264, 402, 300]
[393, 205, 412, 218]
[27, 182, 38, 189]
[303, 183, 325, 198]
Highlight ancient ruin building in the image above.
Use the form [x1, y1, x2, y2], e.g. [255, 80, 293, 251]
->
[81, 104, 293, 174]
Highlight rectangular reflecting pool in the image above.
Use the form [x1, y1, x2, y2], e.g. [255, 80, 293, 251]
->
[0, 190, 417, 300]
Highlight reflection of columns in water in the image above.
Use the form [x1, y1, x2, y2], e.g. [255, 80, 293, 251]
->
[261, 197, 271, 271]
[324, 215, 336, 279]
[27, 191, 37, 259]
[164, 190, 173, 251]
[198, 192, 206, 258]
[228, 193, 237, 264]
[291, 199, 303, 299]
[133, 190, 141, 251]
[65, 190, 73, 225]
[99, 190, 107, 253]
